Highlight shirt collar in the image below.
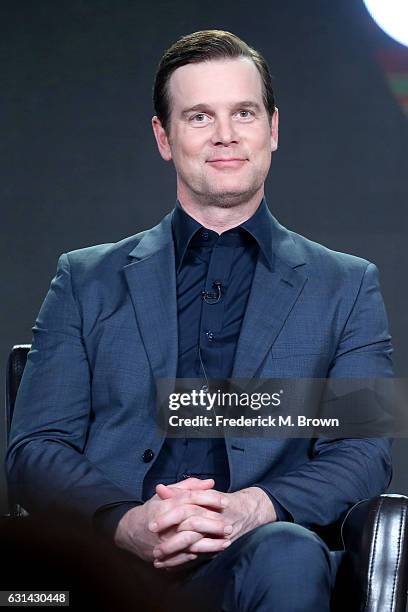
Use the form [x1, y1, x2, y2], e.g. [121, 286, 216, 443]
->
[171, 198, 274, 272]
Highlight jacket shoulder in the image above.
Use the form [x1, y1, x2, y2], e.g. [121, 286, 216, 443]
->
[288, 229, 373, 277]
[57, 229, 152, 283]
[67, 232, 142, 263]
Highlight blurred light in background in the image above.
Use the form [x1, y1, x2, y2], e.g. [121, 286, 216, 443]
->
[363, 0, 408, 48]
[377, 49, 408, 116]
[363, 0, 408, 115]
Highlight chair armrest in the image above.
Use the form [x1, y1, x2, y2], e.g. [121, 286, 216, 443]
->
[5, 344, 31, 518]
[337, 494, 408, 612]
[6, 344, 31, 443]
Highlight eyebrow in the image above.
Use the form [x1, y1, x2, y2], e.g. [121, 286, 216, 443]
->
[181, 101, 263, 116]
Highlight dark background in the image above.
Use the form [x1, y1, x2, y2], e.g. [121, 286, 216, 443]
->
[1, 0, 407, 515]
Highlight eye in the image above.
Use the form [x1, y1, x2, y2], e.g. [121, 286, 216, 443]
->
[236, 110, 254, 119]
[190, 113, 210, 123]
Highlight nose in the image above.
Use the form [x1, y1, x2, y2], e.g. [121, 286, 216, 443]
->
[211, 116, 239, 146]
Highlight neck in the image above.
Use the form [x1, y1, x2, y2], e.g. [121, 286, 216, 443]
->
[177, 188, 265, 234]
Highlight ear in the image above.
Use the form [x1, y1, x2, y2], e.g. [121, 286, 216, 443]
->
[152, 116, 172, 161]
[270, 107, 279, 152]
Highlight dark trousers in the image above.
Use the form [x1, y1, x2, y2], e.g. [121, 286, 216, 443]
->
[137, 523, 344, 612]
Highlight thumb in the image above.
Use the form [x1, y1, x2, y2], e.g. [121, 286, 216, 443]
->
[156, 478, 215, 499]
[155, 483, 177, 500]
[172, 477, 215, 491]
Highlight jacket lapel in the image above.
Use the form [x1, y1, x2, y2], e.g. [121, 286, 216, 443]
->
[232, 218, 308, 379]
[122, 209, 307, 382]
[123, 213, 178, 381]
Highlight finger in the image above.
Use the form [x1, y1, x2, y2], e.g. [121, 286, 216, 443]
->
[154, 552, 198, 569]
[157, 516, 225, 543]
[185, 489, 228, 509]
[189, 537, 232, 554]
[155, 484, 175, 500]
[150, 504, 225, 533]
[172, 477, 215, 490]
[156, 536, 232, 562]
[155, 478, 215, 500]
[153, 530, 202, 559]
[176, 516, 233, 537]
[156, 524, 184, 542]
[159, 489, 225, 513]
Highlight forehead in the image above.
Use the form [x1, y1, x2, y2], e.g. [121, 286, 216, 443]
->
[167, 58, 264, 110]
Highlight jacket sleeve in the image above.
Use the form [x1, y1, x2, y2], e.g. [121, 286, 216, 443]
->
[5, 254, 142, 524]
[253, 262, 394, 529]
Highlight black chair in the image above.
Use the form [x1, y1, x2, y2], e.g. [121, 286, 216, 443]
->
[5, 344, 32, 518]
[5, 345, 408, 611]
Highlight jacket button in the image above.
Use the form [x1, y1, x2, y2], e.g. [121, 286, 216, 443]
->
[142, 449, 154, 463]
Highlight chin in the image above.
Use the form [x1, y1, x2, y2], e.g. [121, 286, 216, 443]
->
[202, 189, 258, 208]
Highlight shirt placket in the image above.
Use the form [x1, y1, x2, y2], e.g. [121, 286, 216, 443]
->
[177, 236, 235, 481]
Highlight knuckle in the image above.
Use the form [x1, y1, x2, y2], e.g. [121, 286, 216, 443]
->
[176, 520, 187, 532]
[169, 554, 184, 567]
[184, 530, 197, 545]
[204, 510, 216, 520]
[186, 504, 198, 517]
[182, 506, 190, 521]
[189, 517, 199, 530]
[190, 540, 205, 553]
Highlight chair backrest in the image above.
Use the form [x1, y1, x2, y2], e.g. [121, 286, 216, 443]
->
[6, 344, 31, 444]
[5, 344, 31, 517]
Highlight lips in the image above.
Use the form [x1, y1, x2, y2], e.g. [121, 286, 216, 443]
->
[207, 158, 247, 168]
[207, 158, 246, 162]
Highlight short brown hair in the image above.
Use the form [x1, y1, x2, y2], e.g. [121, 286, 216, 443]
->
[153, 30, 276, 133]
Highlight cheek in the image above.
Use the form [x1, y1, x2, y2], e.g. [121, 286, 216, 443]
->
[177, 127, 206, 154]
[255, 135, 272, 164]
[175, 146, 203, 171]
[256, 129, 272, 149]
[237, 129, 267, 158]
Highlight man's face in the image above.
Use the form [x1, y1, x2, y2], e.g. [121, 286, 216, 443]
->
[152, 58, 278, 208]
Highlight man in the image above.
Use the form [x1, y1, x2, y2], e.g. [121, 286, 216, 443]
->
[6, 30, 393, 611]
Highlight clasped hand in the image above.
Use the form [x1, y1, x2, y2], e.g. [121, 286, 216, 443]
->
[114, 478, 276, 569]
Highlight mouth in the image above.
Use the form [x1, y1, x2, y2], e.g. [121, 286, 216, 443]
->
[206, 158, 247, 168]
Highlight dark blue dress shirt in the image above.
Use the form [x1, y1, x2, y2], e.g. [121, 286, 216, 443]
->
[95, 198, 291, 536]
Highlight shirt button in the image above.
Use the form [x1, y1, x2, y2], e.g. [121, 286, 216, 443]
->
[206, 331, 214, 341]
[142, 449, 154, 463]
[202, 230, 209, 240]
[182, 472, 191, 479]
